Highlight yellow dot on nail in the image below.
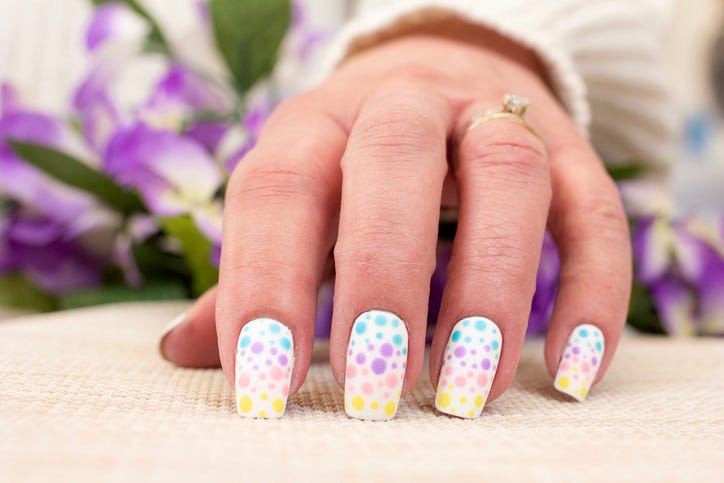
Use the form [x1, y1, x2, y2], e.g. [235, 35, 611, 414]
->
[438, 392, 451, 408]
[460, 396, 467, 404]
[272, 398, 285, 413]
[261, 393, 268, 400]
[384, 402, 396, 416]
[447, 384, 454, 390]
[474, 395, 484, 407]
[450, 408, 457, 414]
[352, 396, 365, 411]
[238, 396, 253, 413]
[371, 401, 379, 410]
[468, 409, 474, 417]
[259, 411, 267, 418]
[580, 386, 588, 398]
[558, 376, 570, 389]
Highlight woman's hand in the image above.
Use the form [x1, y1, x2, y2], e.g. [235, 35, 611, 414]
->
[160, 31, 631, 419]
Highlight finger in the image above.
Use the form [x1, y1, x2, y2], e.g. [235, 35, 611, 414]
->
[159, 285, 220, 368]
[217, 93, 347, 418]
[430, 100, 552, 418]
[330, 84, 450, 421]
[544, 138, 631, 401]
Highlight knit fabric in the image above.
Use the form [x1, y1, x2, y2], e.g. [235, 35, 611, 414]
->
[1, 302, 722, 481]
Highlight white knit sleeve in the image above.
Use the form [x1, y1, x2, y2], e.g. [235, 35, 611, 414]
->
[307, 0, 678, 170]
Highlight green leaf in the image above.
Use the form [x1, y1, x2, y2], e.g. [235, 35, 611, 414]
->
[209, 0, 291, 91]
[90, 0, 171, 55]
[159, 215, 218, 296]
[0, 274, 56, 312]
[627, 283, 665, 334]
[8, 141, 146, 215]
[58, 281, 187, 310]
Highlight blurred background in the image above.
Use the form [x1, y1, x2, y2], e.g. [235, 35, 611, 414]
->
[0, 0, 722, 334]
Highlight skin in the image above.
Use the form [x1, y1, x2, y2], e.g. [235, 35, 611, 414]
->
[160, 27, 632, 406]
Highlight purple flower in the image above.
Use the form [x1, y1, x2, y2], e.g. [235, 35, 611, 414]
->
[104, 123, 222, 243]
[634, 215, 724, 335]
[85, 2, 147, 53]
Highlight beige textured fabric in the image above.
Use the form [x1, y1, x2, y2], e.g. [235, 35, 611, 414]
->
[1, 302, 723, 482]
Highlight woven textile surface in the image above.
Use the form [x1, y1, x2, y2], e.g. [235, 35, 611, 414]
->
[1, 302, 722, 482]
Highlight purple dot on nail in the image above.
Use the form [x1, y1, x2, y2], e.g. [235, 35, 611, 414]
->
[471, 350, 477, 355]
[573, 347, 581, 355]
[367, 344, 374, 351]
[472, 364, 478, 369]
[454, 346, 466, 358]
[392, 363, 398, 369]
[348, 350, 353, 356]
[447, 355, 452, 360]
[271, 348, 277, 355]
[266, 359, 272, 366]
[592, 357, 598, 366]
[251, 342, 264, 354]
[461, 361, 466, 367]
[240, 350, 246, 356]
[371, 358, 387, 375]
[482, 358, 491, 370]
[278, 354, 288, 366]
[380, 343, 393, 357]
[396, 351, 401, 356]
[565, 353, 571, 359]
[356, 353, 366, 365]
[402, 362, 406, 369]
[484, 345, 491, 352]
[253, 365, 258, 370]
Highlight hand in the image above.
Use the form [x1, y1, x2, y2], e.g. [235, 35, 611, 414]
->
[160, 31, 631, 419]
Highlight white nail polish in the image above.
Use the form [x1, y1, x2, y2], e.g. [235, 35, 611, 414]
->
[435, 317, 502, 418]
[554, 324, 605, 402]
[344, 310, 408, 421]
[159, 312, 187, 340]
[235, 318, 294, 419]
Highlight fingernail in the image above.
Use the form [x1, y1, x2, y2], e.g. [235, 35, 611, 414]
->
[554, 324, 605, 401]
[435, 317, 502, 418]
[158, 312, 187, 360]
[344, 310, 408, 421]
[235, 318, 294, 419]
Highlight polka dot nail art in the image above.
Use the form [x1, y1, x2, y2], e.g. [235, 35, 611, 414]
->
[554, 324, 605, 402]
[235, 318, 294, 419]
[344, 310, 408, 421]
[435, 317, 502, 419]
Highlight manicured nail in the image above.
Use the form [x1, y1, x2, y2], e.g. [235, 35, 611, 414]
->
[344, 310, 408, 421]
[554, 324, 605, 401]
[235, 318, 294, 419]
[435, 317, 502, 418]
[158, 312, 186, 360]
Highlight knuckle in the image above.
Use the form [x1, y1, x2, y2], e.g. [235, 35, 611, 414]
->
[228, 162, 327, 207]
[352, 101, 440, 164]
[462, 227, 535, 291]
[334, 223, 436, 281]
[576, 181, 630, 244]
[462, 134, 549, 183]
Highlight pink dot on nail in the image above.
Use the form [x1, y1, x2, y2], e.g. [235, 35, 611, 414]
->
[467, 371, 473, 378]
[383, 392, 390, 398]
[269, 383, 276, 390]
[378, 381, 383, 387]
[362, 382, 374, 395]
[573, 374, 580, 380]
[259, 373, 266, 380]
[237, 372, 250, 388]
[346, 364, 357, 378]
[270, 366, 283, 381]
[445, 366, 453, 376]
[582, 362, 591, 373]
[560, 362, 570, 371]
[385, 374, 398, 388]
[476, 373, 488, 387]
[281, 385, 289, 396]
[454, 376, 466, 387]
[362, 368, 369, 376]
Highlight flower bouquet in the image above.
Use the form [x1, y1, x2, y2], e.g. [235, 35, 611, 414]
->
[1, 0, 722, 336]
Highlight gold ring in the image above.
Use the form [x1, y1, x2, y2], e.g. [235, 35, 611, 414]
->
[458, 94, 543, 145]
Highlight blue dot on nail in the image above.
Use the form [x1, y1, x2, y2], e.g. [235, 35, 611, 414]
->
[280, 337, 292, 350]
[239, 336, 251, 348]
[376, 332, 383, 340]
[451, 330, 461, 343]
[392, 318, 400, 327]
[475, 319, 487, 331]
[596, 341, 602, 351]
[580, 329, 589, 338]
[393, 334, 403, 346]
[464, 336, 472, 343]
[402, 347, 407, 355]
[375, 314, 388, 326]
[491, 340, 499, 350]
[355, 322, 367, 334]
[463, 320, 470, 327]
[269, 323, 281, 334]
